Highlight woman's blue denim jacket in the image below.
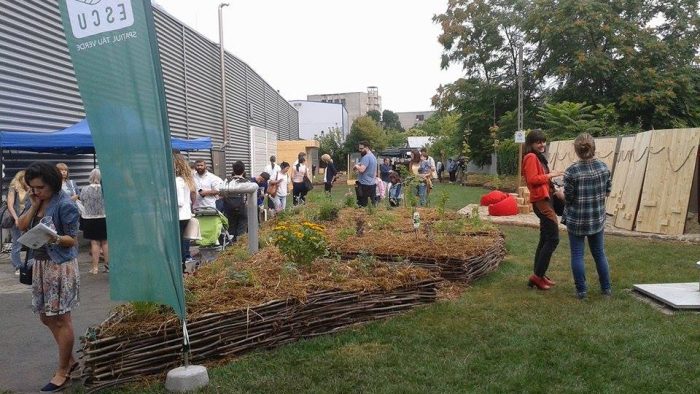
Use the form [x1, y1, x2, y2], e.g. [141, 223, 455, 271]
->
[27, 190, 80, 264]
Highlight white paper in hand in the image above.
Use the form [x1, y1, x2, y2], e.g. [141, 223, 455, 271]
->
[18, 222, 58, 249]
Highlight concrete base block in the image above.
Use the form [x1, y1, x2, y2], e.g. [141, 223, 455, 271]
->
[633, 283, 700, 310]
[165, 365, 209, 392]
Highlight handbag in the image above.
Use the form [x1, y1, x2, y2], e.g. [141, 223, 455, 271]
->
[0, 202, 14, 228]
[183, 217, 202, 240]
[303, 176, 314, 192]
[267, 182, 278, 198]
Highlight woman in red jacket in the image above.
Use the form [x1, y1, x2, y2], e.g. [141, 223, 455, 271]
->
[522, 130, 562, 290]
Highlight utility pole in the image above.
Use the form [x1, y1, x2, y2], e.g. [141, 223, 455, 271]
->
[218, 2, 229, 148]
[517, 43, 524, 191]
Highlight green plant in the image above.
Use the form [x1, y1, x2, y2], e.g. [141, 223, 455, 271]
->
[356, 250, 376, 273]
[227, 268, 254, 286]
[337, 227, 355, 241]
[344, 188, 357, 208]
[280, 261, 299, 278]
[271, 221, 328, 266]
[130, 301, 162, 318]
[435, 190, 449, 215]
[318, 200, 340, 221]
[373, 212, 396, 230]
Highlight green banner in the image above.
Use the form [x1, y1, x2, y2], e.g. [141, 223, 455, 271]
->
[58, 0, 185, 318]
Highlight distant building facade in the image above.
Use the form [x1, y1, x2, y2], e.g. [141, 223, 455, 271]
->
[290, 101, 349, 140]
[396, 111, 435, 130]
[307, 86, 381, 126]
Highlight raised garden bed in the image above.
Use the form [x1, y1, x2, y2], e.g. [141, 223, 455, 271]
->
[80, 207, 507, 390]
[80, 248, 439, 389]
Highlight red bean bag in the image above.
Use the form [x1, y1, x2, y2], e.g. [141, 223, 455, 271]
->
[480, 190, 509, 206]
[488, 195, 518, 216]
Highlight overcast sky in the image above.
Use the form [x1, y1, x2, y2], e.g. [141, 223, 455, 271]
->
[152, 0, 465, 113]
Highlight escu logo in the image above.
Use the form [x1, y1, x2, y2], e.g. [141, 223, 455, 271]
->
[67, 0, 135, 39]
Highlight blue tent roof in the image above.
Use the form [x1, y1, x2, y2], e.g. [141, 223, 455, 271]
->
[0, 119, 212, 154]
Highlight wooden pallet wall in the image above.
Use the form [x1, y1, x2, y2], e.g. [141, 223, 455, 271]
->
[635, 129, 700, 235]
[595, 137, 619, 172]
[614, 131, 653, 230]
[546, 141, 561, 170]
[606, 136, 635, 215]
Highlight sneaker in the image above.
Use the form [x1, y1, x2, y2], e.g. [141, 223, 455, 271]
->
[14, 269, 20, 276]
[576, 291, 587, 300]
[602, 289, 612, 297]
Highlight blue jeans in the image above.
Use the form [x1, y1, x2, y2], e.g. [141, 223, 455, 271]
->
[10, 225, 23, 269]
[568, 230, 611, 295]
[416, 183, 427, 206]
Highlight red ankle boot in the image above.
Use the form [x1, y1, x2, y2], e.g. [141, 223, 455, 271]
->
[528, 274, 551, 290]
[542, 276, 556, 286]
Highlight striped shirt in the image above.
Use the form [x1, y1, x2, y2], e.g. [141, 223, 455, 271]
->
[563, 158, 611, 236]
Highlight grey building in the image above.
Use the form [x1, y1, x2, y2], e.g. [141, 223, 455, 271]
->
[396, 111, 435, 131]
[0, 1, 298, 185]
[307, 86, 381, 127]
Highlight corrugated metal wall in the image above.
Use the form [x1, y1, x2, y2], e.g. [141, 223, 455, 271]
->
[0, 0, 298, 188]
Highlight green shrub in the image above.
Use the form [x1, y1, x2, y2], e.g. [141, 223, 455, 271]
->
[318, 200, 340, 221]
[496, 139, 519, 176]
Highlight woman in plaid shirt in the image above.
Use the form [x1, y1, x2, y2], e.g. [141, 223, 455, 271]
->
[560, 133, 612, 299]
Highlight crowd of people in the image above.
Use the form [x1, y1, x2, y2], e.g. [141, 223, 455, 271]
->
[6, 133, 615, 391]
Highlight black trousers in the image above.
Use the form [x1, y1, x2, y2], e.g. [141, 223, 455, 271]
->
[448, 171, 456, 182]
[357, 184, 376, 207]
[532, 200, 560, 277]
[292, 182, 308, 205]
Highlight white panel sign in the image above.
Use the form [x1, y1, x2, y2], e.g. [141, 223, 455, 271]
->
[66, 0, 135, 39]
[515, 130, 525, 143]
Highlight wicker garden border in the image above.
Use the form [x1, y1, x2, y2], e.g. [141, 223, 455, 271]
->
[81, 279, 440, 390]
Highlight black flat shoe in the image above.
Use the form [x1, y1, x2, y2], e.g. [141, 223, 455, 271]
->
[40, 375, 70, 392]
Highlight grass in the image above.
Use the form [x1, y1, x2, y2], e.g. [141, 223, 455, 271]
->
[107, 185, 700, 393]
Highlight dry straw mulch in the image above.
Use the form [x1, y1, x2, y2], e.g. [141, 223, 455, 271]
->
[80, 206, 506, 390]
[81, 246, 439, 390]
[96, 246, 435, 338]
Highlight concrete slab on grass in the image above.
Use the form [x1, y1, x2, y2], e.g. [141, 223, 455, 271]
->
[633, 283, 700, 310]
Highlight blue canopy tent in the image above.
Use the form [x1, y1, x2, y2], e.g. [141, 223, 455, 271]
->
[0, 118, 212, 154]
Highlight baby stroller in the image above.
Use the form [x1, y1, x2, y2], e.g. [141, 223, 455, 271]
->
[193, 207, 229, 265]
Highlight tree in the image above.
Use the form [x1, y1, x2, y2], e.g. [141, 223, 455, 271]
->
[316, 127, 346, 170]
[385, 128, 406, 148]
[536, 102, 601, 139]
[434, 0, 700, 138]
[344, 116, 386, 154]
[381, 110, 403, 131]
[366, 110, 381, 123]
[420, 113, 462, 162]
[525, 0, 700, 128]
[433, 0, 537, 165]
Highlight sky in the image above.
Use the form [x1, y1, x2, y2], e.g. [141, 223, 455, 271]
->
[152, 0, 465, 113]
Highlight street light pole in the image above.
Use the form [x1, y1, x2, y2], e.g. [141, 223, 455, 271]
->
[218, 2, 230, 148]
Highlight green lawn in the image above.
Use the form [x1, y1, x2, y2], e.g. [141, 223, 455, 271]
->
[111, 186, 700, 393]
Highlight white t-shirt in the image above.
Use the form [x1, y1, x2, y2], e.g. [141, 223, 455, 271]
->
[175, 177, 192, 220]
[274, 171, 288, 197]
[264, 163, 281, 180]
[193, 171, 222, 209]
[291, 163, 308, 183]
